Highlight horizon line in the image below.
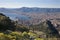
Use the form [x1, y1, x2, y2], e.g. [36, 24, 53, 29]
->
[0, 7, 60, 8]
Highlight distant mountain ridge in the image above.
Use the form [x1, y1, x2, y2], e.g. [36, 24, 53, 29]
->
[0, 7, 60, 13]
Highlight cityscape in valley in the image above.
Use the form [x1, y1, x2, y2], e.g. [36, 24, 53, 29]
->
[0, 0, 60, 40]
[1, 8, 60, 25]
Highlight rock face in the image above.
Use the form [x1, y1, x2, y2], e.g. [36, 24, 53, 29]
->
[46, 20, 59, 35]
[30, 20, 60, 37]
[41, 20, 60, 37]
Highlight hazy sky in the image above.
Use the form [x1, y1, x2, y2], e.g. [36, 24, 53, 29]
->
[0, 0, 60, 8]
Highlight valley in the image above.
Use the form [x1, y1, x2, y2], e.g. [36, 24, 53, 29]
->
[0, 7, 60, 40]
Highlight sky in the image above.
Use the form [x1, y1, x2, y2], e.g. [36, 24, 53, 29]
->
[0, 0, 60, 8]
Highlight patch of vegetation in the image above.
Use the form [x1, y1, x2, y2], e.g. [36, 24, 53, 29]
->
[0, 13, 15, 31]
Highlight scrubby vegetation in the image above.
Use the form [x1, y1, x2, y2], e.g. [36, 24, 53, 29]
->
[0, 13, 60, 40]
[0, 32, 59, 40]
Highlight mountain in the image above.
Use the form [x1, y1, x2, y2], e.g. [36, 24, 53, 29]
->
[0, 7, 60, 13]
[15, 7, 60, 13]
